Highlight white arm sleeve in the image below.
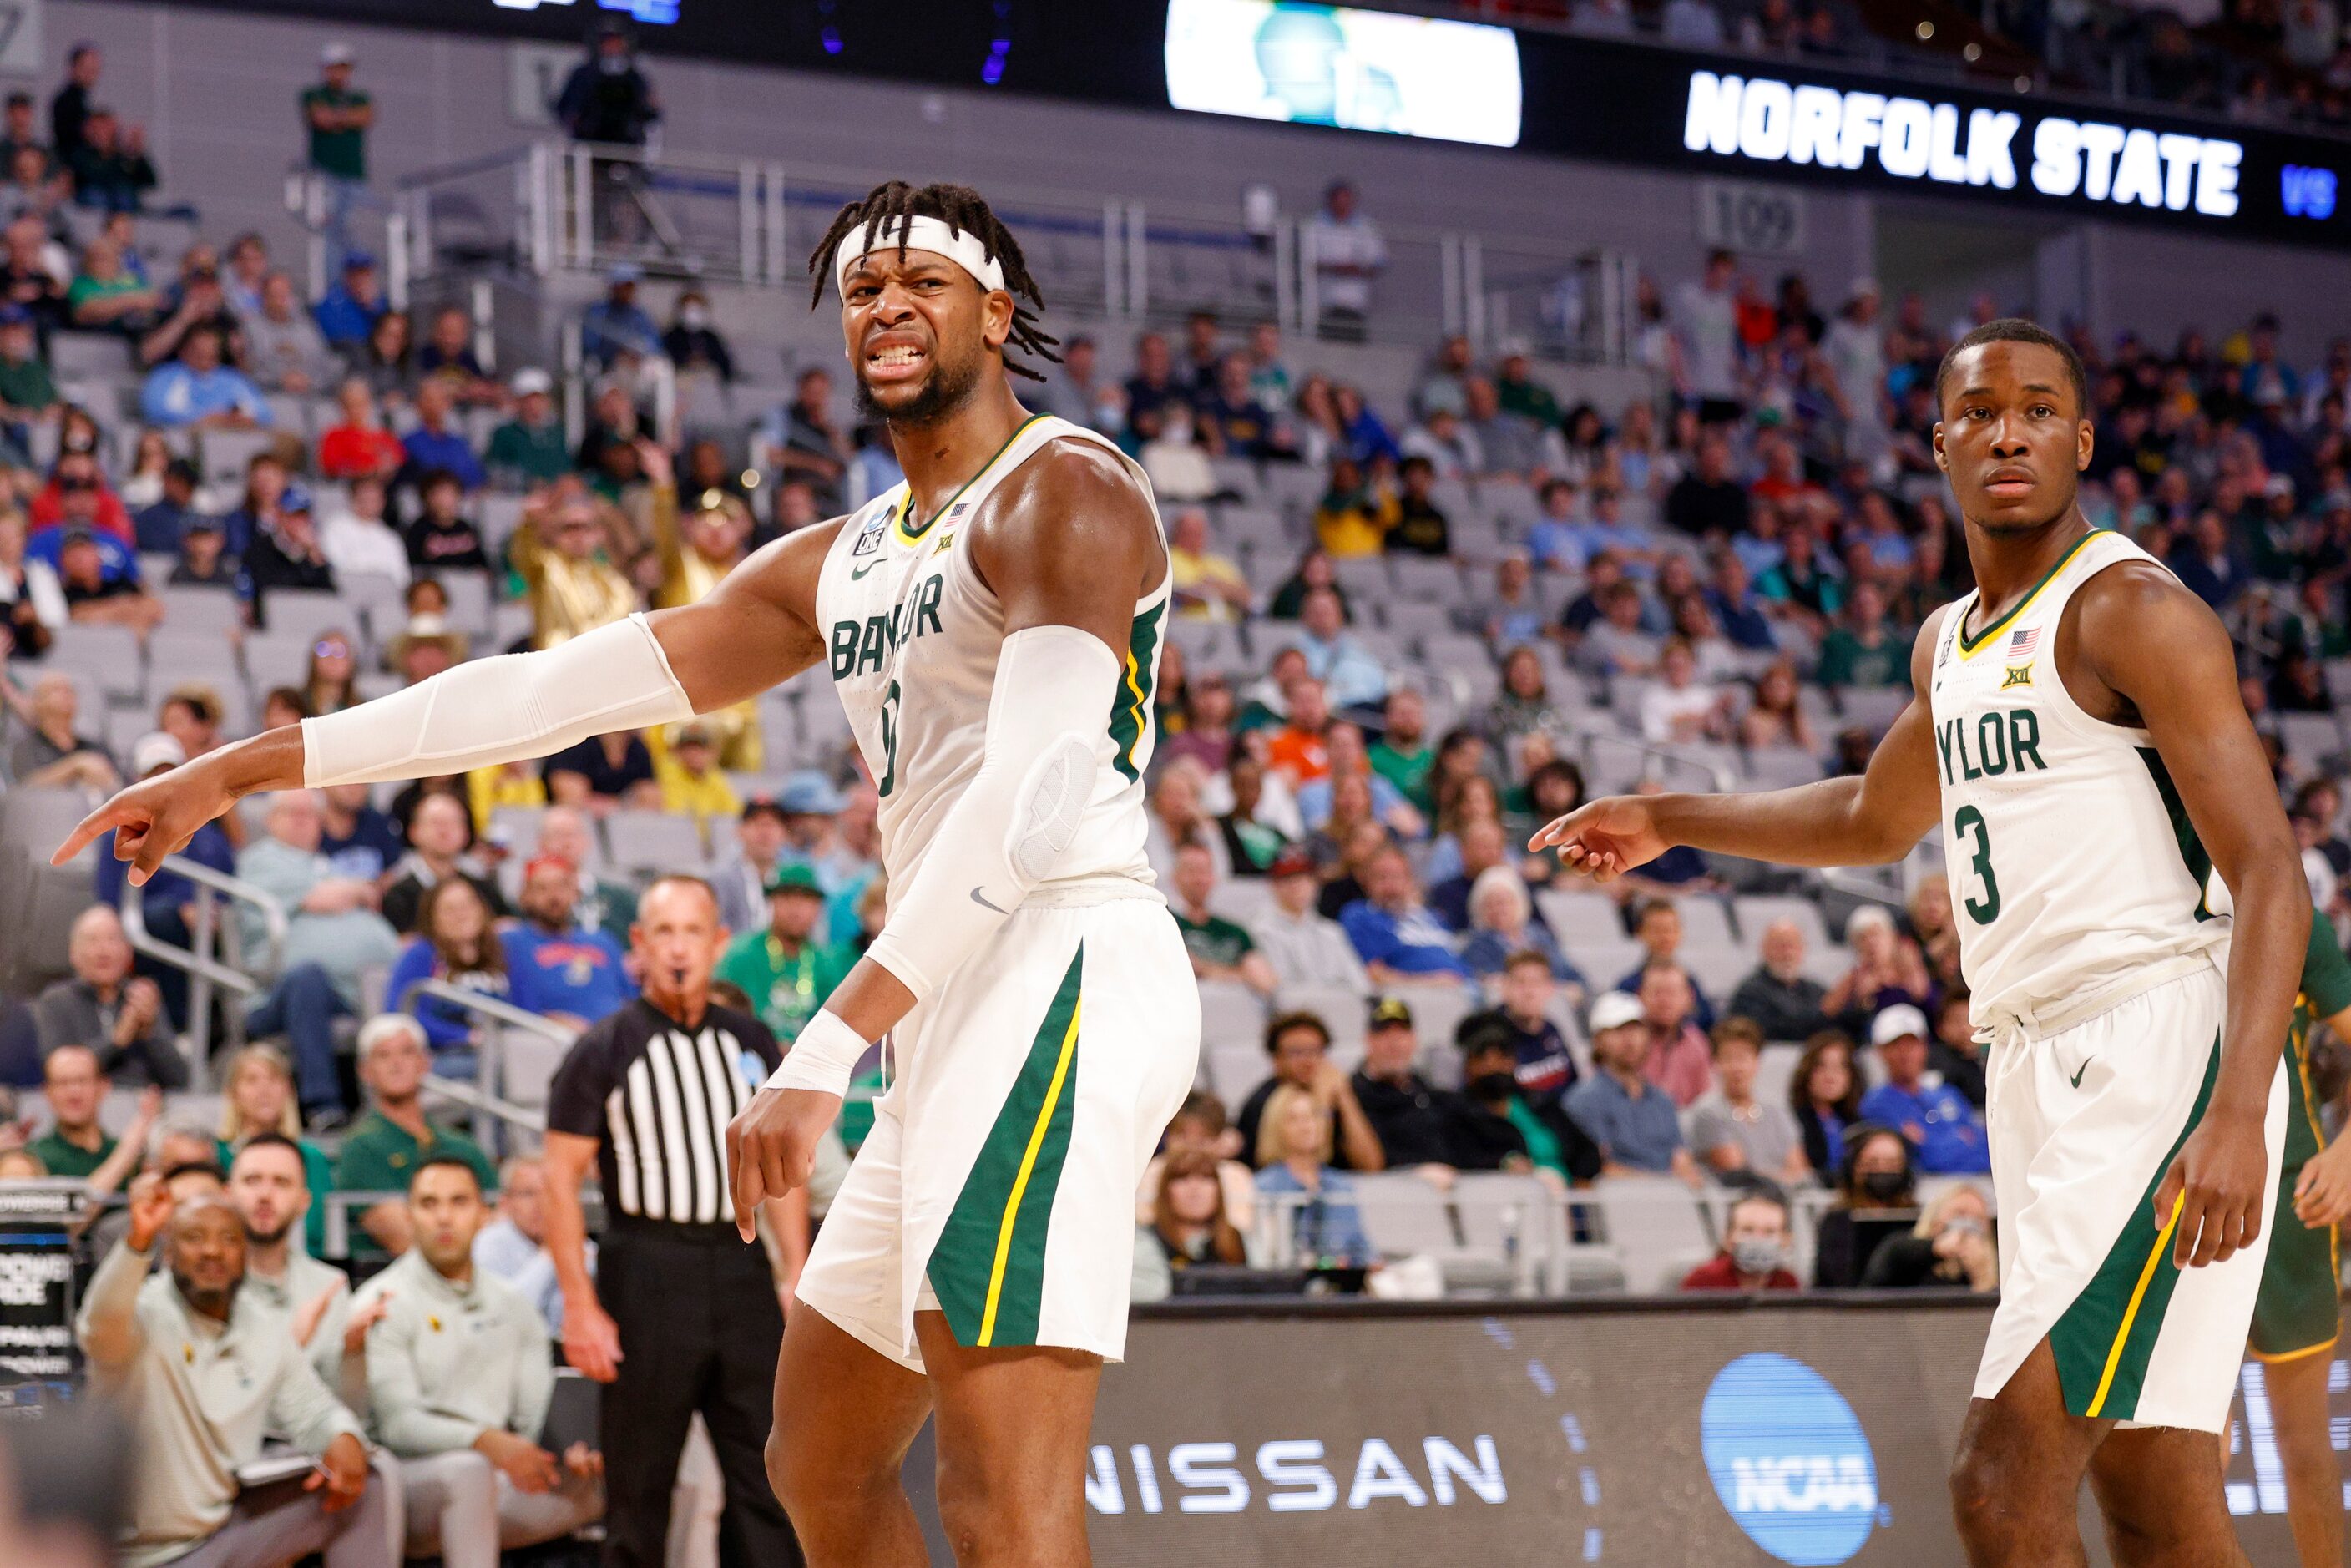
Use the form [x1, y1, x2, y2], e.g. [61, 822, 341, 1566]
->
[862, 623, 1119, 1004]
[300, 613, 695, 788]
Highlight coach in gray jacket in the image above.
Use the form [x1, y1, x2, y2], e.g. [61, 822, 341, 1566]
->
[358, 1154, 602, 1567]
[75, 1178, 392, 1568]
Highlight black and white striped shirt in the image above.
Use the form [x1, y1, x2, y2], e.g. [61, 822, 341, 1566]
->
[547, 999, 781, 1226]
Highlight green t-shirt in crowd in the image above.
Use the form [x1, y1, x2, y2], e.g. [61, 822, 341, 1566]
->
[301, 85, 369, 180]
[27, 1128, 114, 1180]
[1369, 741, 1434, 808]
[1175, 911, 1256, 971]
[0, 355, 57, 413]
[1504, 1098, 1568, 1181]
[715, 930, 856, 1045]
[331, 1109, 497, 1198]
[487, 419, 574, 484]
[1815, 626, 1910, 689]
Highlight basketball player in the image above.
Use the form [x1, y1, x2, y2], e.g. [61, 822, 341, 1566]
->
[54, 180, 1201, 1567]
[2234, 907, 2351, 1568]
[1532, 319, 2308, 1566]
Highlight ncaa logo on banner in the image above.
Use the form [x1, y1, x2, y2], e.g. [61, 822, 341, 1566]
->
[1700, 1353, 1882, 1565]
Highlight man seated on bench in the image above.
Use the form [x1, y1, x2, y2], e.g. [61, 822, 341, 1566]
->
[354, 1155, 602, 1567]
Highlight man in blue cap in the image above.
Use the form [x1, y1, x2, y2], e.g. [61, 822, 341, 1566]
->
[312, 250, 384, 347]
[240, 483, 336, 628]
[580, 264, 662, 371]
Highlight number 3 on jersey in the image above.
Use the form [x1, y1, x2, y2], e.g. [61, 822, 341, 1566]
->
[877, 679, 902, 797]
[1953, 802, 2000, 923]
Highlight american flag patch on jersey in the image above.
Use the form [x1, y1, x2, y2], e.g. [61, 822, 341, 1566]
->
[2007, 626, 2040, 660]
[946, 502, 970, 520]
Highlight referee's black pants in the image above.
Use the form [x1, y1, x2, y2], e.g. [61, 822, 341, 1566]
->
[598, 1220, 802, 1568]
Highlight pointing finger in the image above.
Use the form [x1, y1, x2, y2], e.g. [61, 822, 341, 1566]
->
[51, 801, 136, 866]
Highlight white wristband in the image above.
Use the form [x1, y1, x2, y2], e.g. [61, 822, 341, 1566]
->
[763, 1009, 868, 1099]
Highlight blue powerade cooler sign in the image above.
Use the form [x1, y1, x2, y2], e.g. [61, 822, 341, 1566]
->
[1701, 1353, 1883, 1565]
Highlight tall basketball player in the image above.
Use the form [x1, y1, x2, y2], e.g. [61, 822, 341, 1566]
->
[56, 180, 1201, 1567]
[1532, 320, 2307, 1566]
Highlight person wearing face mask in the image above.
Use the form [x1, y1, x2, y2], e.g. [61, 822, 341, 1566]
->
[1139, 399, 1217, 503]
[1813, 1125, 1918, 1288]
[1445, 1018, 1603, 1186]
[661, 291, 734, 383]
[1680, 1190, 1801, 1291]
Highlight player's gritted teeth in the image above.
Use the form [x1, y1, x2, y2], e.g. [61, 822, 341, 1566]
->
[862, 329, 931, 385]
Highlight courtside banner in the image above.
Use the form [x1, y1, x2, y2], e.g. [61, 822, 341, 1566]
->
[1054, 1297, 2334, 1566]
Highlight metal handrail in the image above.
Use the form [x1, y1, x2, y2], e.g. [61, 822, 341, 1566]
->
[1579, 730, 1739, 793]
[119, 855, 288, 1079]
[404, 979, 579, 1151]
[406, 979, 580, 1044]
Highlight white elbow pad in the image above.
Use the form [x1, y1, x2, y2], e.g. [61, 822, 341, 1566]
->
[302, 614, 695, 788]
[864, 625, 1120, 1002]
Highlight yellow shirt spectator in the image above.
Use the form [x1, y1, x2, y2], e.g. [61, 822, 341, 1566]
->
[1313, 467, 1399, 559]
[655, 722, 742, 837]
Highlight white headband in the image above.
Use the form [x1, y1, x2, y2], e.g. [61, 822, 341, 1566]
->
[833, 215, 1006, 297]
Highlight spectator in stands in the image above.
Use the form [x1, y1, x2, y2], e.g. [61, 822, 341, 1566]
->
[1447, 1018, 1602, 1185]
[132, 458, 206, 554]
[654, 721, 741, 828]
[353, 306, 416, 410]
[1254, 1084, 1374, 1267]
[91, 732, 234, 1027]
[1639, 637, 1732, 744]
[1137, 1090, 1256, 1231]
[0, 508, 57, 656]
[313, 249, 385, 349]
[142, 250, 245, 370]
[1576, 579, 1662, 680]
[1312, 455, 1398, 559]
[1341, 844, 1471, 988]
[1564, 994, 1699, 1181]
[517, 481, 633, 650]
[167, 513, 235, 590]
[544, 726, 660, 814]
[486, 367, 569, 486]
[364, 1156, 609, 1563]
[260, 685, 310, 729]
[1464, 948, 1582, 1100]
[0, 91, 45, 180]
[528, 807, 634, 938]
[0, 215, 65, 333]
[1460, 867, 1581, 987]
[715, 862, 852, 1044]
[140, 325, 267, 430]
[1663, 433, 1749, 535]
[155, 687, 226, 762]
[63, 107, 154, 213]
[402, 471, 488, 574]
[1341, 996, 1453, 1173]
[417, 304, 498, 407]
[384, 792, 509, 935]
[77, 1179, 387, 1568]
[1929, 990, 1986, 1110]
[7, 669, 114, 788]
[1863, 1183, 1998, 1292]
[388, 875, 511, 1061]
[1737, 659, 1818, 753]
[33, 905, 185, 1087]
[1234, 1010, 1383, 1173]
[1292, 588, 1388, 712]
[1249, 846, 1369, 991]
[577, 262, 663, 372]
[711, 795, 791, 936]
[26, 1041, 121, 1177]
[0, 303, 53, 443]
[335, 1013, 498, 1255]
[228, 1134, 367, 1404]
[217, 450, 290, 560]
[314, 475, 407, 589]
[761, 365, 853, 513]
[296, 40, 374, 267]
[241, 485, 336, 625]
[245, 271, 336, 396]
[503, 855, 633, 1029]
[1687, 1017, 1809, 1186]
[1636, 962, 1712, 1108]
[1859, 1004, 1989, 1175]
[1170, 842, 1278, 999]
[1814, 581, 1908, 688]
[68, 234, 161, 335]
[1823, 904, 1931, 1034]
[1385, 453, 1452, 557]
[1718, 908, 1829, 1041]
[215, 1042, 335, 1259]
[1146, 1148, 1251, 1273]
[473, 1154, 565, 1333]
[1609, 898, 1714, 1023]
[401, 377, 486, 493]
[48, 45, 101, 169]
[1680, 1189, 1801, 1291]
[1298, 723, 1418, 837]
[1166, 507, 1251, 621]
[1307, 180, 1384, 341]
[1905, 873, 1962, 992]
[238, 789, 402, 1122]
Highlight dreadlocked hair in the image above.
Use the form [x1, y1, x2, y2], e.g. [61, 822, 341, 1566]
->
[807, 180, 1060, 382]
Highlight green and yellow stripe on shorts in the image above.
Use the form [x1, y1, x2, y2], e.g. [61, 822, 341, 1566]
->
[2251, 995, 2339, 1363]
[930, 947, 1084, 1348]
[2049, 1033, 2219, 1421]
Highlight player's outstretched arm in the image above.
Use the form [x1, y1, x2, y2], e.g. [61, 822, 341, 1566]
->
[53, 524, 841, 885]
[2081, 565, 2310, 1268]
[729, 443, 1160, 1237]
[1529, 610, 1947, 878]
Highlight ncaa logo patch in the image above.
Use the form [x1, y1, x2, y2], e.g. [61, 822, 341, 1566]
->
[1700, 1353, 1881, 1566]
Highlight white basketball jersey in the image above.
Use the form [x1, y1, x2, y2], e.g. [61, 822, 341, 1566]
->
[1929, 528, 2227, 1024]
[812, 412, 1171, 908]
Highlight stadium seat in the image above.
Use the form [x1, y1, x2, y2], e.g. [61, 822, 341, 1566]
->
[1196, 980, 1267, 1055]
[48, 332, 131, 382]
[1588, 1176, 1714, 1294]
[1731, 894, 1831, 957]
[1451, 1171, 1552, 1295]
[604, 809, 708, 873]
[1392, 558, 1463, 604]
[1756, 1043, 1801, 1104]
[1206, 878, 1275, 928]
[1675, 897, 1737, 950]
[1201, 1040, 1265, 1110]
[1536, 889, 1624, 947]
[1345, 1171, 1457, 1262]
[1275, 982, 1368, 1060]
[1835, 686, 1909, 736]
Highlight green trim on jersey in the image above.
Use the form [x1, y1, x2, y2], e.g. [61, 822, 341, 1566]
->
[2136, 748, 2218, 922]
[890, 412, 1049, 544]
[1954, 529, 2101, 656]
[2050, 1032, 2219, 1420]
[1108, 600, 1165, 783]
[928, 945, 1084, 1349]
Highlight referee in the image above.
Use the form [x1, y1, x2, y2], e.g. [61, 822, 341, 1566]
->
[543, 874, 809, 1567]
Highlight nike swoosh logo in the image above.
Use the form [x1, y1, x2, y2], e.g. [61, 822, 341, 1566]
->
[850, 560, 881, 580]
[2070, 1057, 2094, 1088]
[970, 887, 1008, 914]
